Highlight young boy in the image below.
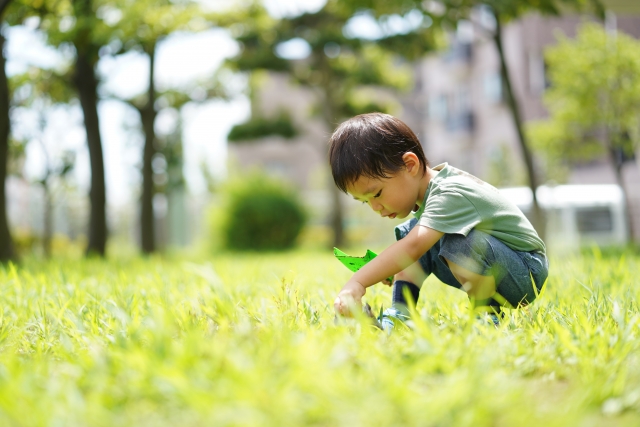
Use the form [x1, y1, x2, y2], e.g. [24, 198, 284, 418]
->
[329, 113, 548, 327]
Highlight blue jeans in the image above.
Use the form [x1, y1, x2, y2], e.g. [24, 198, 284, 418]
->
[395, 218, 549, 308]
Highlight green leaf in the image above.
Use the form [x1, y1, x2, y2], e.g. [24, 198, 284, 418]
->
[333, 247, 393, 283]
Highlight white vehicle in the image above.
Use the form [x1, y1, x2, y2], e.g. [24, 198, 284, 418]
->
[499, 185, 628, 253]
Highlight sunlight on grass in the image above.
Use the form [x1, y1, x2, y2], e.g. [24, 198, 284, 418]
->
[0, 249, 638, 426]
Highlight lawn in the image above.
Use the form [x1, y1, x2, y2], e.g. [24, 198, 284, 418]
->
[0, 247, 638, 426]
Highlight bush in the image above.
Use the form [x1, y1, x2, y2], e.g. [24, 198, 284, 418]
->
[219, 174, 306, 251]
[227, 111, 298, 142]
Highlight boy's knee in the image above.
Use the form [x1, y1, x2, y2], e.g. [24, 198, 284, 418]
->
[439, 230, 494, 277]
[443, 256, 496, 300]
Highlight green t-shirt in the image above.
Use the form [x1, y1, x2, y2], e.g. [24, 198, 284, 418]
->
[414, 163, 546, 255]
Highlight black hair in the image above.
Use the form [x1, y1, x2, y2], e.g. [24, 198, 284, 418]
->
[328, 113, 429, 193]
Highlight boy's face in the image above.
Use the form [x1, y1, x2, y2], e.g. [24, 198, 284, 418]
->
[345, 154, 424, 220]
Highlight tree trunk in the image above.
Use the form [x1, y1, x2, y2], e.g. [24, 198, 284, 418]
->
[493, 12, 546, 240]
[37, 134, 53, 258]
[319, 63, 345, 248]
[73, 50, 107, 256]
[608, 147, 635, 242]
[0, 32, 15, 262]
[140, 45, 157, 254]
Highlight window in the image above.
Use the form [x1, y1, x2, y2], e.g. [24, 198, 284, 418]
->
[429, 86, 473, 131]
[428, 94, 448, 121]
[576, 207, 613, 233]
[528, 52, 547, 94]
[483, 72, 502, 103]
[529, 52, 545, 95]
[455, 86, 471, 111]
[443, 22, 473, 64]
[444, 41, 472, 63]
[444, 86, 474, 132]
[445, 111, 474, 132]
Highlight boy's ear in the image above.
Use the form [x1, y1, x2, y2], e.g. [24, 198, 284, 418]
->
[402, 152, 421, 176]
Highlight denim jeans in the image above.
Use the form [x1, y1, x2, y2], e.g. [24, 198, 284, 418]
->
[395, 218, 549, 308]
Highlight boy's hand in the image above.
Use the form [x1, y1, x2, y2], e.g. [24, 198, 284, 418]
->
[334, 280, 366, 317]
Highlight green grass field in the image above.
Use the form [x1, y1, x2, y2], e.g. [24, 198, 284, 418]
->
[0, 248, 638, 426]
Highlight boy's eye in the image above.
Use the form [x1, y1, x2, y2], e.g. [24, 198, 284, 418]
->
[373, 190, 382, 198]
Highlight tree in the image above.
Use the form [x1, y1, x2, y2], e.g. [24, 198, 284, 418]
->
[71, 0, 109, 256]
[0, 0, 48, 262]
[0, 0, 16, 262]
[528, 23, 640, 241]
[10, 67, 76, 257]
[111, 0, 194, 254]
[30, 0, 113, 256]
[223, 1, 438, 247]
[106, 0, 229, 253]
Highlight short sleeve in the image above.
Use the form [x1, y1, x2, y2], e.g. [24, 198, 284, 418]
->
[418, 189, 481, 235]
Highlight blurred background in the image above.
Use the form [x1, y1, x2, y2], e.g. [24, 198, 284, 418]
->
[0, 0, 639, 260]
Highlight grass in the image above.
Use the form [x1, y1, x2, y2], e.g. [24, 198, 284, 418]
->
[0, 247, 638, 426]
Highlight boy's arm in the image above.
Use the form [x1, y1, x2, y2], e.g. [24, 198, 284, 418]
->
[334, 225, 444, 316]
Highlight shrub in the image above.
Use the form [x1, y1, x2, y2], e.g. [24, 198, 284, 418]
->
[219, 174, 306, 251]
[227, 111, 298, 142]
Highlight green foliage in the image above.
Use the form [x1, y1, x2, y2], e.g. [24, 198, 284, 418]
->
[106, 0, 230, 109]
[222, 0, 428, 123]
[8, 65, 77, 182]
[0, 250, 639, 425]
[109, 0, 208, 49]
[28, 0, 111, 61]
[342, 87, 401, 117]
[2, 0, 60, 27]
[219, 174, 306, 251]
[431, 0, 603, 24]
[227, 111, 298, 142]
[10, 67, 74, 106]
[528, 24, 640, 175]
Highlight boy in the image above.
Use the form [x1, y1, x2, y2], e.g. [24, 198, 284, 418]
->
[329, 113, 548, 328]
